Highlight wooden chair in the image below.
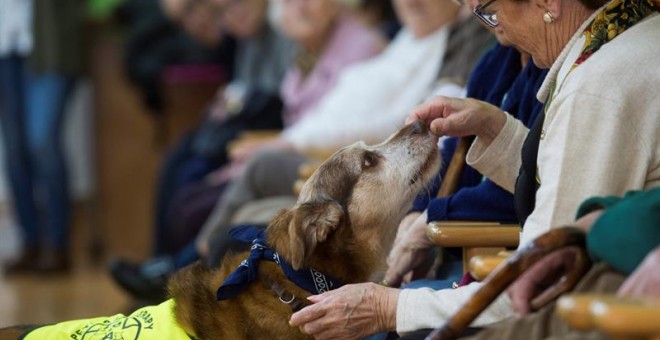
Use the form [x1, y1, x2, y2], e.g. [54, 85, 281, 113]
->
[425, 137, 521, 273]
[159, 65, 225, 148]
[467, 251, 513, 281]
[294, 160, 324, 195]
[226, 129, 282, 154]
[426, 227, 591, 340]
[557, 294, 660, 340]
[425, 227, 660, 340]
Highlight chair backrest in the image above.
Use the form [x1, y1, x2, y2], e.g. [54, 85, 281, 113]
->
[436, 137, 473, 198]
[427, 136, 521, 274]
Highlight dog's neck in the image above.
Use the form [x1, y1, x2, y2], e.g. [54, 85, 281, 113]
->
[267, 222, 378, 284]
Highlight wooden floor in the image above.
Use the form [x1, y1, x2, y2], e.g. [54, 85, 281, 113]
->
[0, 25, 213, 327]
[0, 255, 131, 327]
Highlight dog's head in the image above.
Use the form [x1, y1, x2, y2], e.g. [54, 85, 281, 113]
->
[268, 121, 440, 280]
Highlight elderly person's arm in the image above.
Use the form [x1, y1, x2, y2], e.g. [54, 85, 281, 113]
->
[289, 280, 515, 338]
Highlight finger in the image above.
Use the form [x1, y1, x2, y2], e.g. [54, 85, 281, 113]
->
[384, 257, 409, 288]
[289, 303, 327, 327]
[616, 276, 636, 297]
[531, 247, 591, 311]
[508, 283, 533, 315]
[429, 116, 468, 137]
[306, 291, 332, 303]
[383, 271, 401, 288]
[386, 244, 404, 267]
[406, 97, 453, 125]
[402, 271, 413, 285]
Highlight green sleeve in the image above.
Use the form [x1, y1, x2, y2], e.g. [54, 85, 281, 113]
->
[584, 188, 660, 275]
[575, 194, 626, 219]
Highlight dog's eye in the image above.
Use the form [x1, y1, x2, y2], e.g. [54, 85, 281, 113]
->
[362, 152, 378, 169]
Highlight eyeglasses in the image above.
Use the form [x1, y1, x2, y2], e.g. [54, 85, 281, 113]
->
[473, 0, 499, 28]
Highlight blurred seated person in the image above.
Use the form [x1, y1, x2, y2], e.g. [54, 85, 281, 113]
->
[162, 0, 387, 248]
[110, 0, 385, 300]
[150, 0, 296, 257]
[344, 0, 400, 40]
[121, 0, 232, 115]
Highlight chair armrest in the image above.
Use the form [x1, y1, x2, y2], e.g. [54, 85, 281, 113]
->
[298, 162, 322, 180]
[303, 148, 337, 161]
[293, 179, 306, 196]
[292, 153, 334, 196]
[557, 294, 660, 338]
[426, 221, 520, 248]
[468, 252, 512, 281]
[239, 130, 282, 139]
[227, 130, 281, 156]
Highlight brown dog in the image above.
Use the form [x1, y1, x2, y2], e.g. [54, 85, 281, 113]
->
[0, 121, 440, 340]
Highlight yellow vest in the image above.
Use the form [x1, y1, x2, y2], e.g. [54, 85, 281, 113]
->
[24, 299, 192, 340]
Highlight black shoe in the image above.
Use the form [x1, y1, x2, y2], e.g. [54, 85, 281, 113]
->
[108, 257, 174, 302]
[36, 248, 71, 274]
[5, 247, 39, 275]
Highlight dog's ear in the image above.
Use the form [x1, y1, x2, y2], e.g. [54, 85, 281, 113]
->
[274, 199, 343, 270]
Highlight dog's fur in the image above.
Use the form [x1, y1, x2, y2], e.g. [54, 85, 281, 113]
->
[0, 122, 440, 340]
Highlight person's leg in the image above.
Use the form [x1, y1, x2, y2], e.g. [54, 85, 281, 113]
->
[0, 56, 39, 270]
[205, 229, 255, 268]
[25, 72, 75, 270]
[152, 133, 199, 255]
[167, 180, 228, 251]
[195, 149, 308, 252]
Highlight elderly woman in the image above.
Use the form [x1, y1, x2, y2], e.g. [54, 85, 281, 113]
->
[289, 0, 660, 337]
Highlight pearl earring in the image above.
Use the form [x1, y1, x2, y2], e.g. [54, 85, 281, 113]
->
[543, 11, 555, 23]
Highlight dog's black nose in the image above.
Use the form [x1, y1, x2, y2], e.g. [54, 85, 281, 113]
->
[410, 120, 428, 135]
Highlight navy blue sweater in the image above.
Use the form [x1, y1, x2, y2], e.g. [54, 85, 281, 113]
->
[411, 44, 548, 223]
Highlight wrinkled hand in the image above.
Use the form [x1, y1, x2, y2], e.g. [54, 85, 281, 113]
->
[406, 97, 506, 145]
[508, 246, 586, 315]
[289, 283, 399, 340]
[573, 210, 603, 233]
[385, 211, 435, 288]
[390, 212, 423, 255]
[617, 247, 660, 298]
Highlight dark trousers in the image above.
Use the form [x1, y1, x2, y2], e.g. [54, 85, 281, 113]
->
[167, 180, 227, 251]
[152, 133, 216, 255]
[0, 55, 74, 250]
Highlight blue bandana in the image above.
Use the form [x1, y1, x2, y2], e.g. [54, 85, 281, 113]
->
[216, 225, 342, 301]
